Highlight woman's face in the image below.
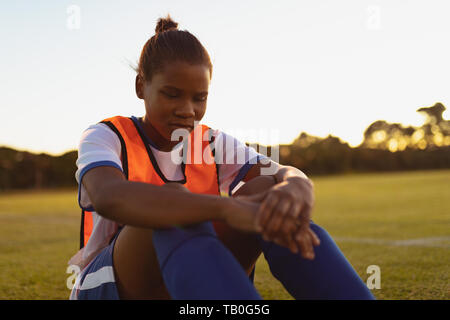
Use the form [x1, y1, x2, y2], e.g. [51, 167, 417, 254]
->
[136, 61, 210, 151]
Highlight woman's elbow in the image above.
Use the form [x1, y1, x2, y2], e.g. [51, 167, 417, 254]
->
[89, 180, 125, 220]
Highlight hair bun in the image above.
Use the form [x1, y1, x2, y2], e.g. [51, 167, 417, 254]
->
[155, 15, 179, 34]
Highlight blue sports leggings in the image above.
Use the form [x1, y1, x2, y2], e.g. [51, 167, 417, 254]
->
[152, 221, 375, 300]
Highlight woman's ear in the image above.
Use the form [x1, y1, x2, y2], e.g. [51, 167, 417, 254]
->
[135, 75, 144, 99]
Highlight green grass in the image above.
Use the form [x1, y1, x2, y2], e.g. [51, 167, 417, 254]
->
[255, 169, 450, 300]
[0, 170, 449, 299]
[0, 189, 80, 299]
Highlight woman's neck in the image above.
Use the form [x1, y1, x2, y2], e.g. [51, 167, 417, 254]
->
[140, 116, 177, 152]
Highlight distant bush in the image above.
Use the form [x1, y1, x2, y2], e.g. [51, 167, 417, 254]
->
[1, 103, 449, 190]
[0, 147, 77, 190]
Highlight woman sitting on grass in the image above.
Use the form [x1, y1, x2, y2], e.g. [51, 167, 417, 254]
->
[69, 15, 374, 300]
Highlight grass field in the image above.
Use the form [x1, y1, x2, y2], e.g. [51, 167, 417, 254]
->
[0, 169, 449, 299]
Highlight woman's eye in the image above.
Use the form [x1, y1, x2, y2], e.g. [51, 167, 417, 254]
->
[196, 96, 208, 102]
[162, 91, 206, 101]
[163, 92, 178, 98]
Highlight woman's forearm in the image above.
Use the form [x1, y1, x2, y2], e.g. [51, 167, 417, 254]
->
[94, 180, 229, 229]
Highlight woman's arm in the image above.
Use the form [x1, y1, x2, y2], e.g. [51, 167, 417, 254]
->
[239, 159, 319, 259]
[82, 166, 261, 232]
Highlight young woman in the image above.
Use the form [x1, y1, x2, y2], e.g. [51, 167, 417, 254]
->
[68, 15, 374, 300]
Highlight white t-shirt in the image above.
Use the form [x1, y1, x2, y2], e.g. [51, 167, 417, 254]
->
[69, 117, 275, 269]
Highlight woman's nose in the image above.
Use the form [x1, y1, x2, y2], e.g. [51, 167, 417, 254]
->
[174, 102, 195, 118]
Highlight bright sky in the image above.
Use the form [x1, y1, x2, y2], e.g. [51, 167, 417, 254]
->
[1, 0, 449, 155]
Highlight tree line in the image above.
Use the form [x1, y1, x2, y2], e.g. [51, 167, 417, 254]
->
[0, 103, 449, 190]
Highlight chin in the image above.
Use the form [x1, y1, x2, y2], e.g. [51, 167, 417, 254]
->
[167, 128, 190, 146]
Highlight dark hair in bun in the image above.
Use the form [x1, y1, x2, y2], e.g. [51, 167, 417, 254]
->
[136, 14, 212, 82]
[155, 15, 179, 34]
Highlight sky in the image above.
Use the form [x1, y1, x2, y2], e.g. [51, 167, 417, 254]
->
[1, 0, 449, 155]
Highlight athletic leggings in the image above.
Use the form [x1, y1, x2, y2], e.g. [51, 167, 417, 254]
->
[152, 221, 375, 300]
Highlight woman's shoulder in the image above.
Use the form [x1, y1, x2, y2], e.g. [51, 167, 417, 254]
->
[79, 122, 119, 143]
[80, 115, 132, 137]
[77, 122, 122, 157]
[75, 122, 123, 182]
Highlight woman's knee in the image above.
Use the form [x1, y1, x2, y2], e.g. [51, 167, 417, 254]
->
[112, 226, 170, 299]
[152, 221, 217, 245]
[152, 222, 221, 268]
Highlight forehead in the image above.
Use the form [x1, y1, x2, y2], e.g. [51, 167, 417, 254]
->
[152, 61, 210, 91]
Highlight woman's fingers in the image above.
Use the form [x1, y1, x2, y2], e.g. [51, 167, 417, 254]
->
[285, 232, 299, 254]
[298, 202, 312, 226]
[309, 228, 321, 246]
[257, 193, 278, 232]
[273, 221, 299, 254]
[263, 200, 291, 240]
[260, 198, 306, 253]
[288, 201, 302, 219]
[268, 220, 317, 257]
[295, 227, 315, 260]
[277, 215, 302, 252]
[273, 235, 299, 254]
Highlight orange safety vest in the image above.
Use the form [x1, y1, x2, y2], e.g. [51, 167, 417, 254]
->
[79, 116, 220, 249]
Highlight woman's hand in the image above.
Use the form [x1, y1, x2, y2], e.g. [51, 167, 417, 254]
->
[271, 225, 321, 259]
[220, 195, 264, 234]
[163, 182, 262, 233]
[257, 176, 320, 259]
